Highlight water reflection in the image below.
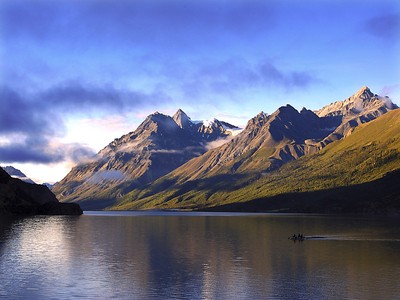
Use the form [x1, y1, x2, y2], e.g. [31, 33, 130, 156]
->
[0, 213, 400, 299]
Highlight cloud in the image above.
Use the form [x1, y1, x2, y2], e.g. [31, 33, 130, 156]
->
[180, 58, 319, 99]
[0, 86, 61, 136]
[364, 13, 400, 39]
[0, 142, 63, 164]
[259, 62, 316, 89]
[40, 81, 172, 113]
[0, 137, 96, 164]
[205, 136, 234, 151]
[380, 83, 400, 96]
[149, 149, 185, 154]
[2, 1, 276, 48]
[0, 83, 171, 132]
[0, 83, 170, 164]
[63, 143, 97, 165]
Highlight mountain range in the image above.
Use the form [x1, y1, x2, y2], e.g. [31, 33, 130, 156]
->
[52, 110, 239, 209]
[53, 86, 399, 213]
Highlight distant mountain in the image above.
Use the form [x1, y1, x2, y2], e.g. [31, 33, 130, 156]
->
[110, 87, 399, 212]
[0, 167, 82, 215]
[52, 110, 240, 209]
[2, 166, 36, 184]
[43, 182, 55, 189]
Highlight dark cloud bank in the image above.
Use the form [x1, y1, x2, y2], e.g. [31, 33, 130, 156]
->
[0, 83, 171, 164]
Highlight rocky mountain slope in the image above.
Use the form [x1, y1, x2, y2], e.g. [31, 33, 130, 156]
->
[315, 86, 396, 146]
[52, 110, 239, 209]
[110, 87, 398, 211]
[113, 108, 400, 213]
[0, 167, 82, 215]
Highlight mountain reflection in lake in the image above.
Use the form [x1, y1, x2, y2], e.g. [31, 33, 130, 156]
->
[1, 211, 400, 299]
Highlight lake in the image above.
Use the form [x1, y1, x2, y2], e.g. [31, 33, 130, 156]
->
[1, 211, 400, 299]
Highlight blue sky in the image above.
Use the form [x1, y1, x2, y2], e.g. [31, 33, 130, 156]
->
[0, 0, 399, 182]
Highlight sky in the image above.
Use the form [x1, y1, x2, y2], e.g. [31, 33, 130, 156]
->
[0, 0, 399, 183]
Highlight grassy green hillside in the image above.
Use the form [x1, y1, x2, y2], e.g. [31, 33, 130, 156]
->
[112, 109, 400, 213]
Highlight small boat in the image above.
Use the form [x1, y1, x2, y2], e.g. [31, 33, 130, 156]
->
[288, 234, 305, 241]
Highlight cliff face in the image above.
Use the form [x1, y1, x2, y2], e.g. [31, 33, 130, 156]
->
[0, 167, 82, 215]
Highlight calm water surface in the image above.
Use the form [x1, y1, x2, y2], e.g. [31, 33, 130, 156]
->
[1, 211, 400, 299]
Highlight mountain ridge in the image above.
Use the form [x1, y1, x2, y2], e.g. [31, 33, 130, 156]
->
[2, 166, 36, 184]
[54, 87, 398, 211]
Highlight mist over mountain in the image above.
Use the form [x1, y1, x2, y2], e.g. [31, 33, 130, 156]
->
[54, 87, 398, 212]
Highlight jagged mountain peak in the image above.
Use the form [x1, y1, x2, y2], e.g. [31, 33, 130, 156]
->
[257, 111, 268, 117]
[174, 108, 187, 115]
[274, 104, 298, 116]
[353, 86, 374, 99]
[246, 111, 269, 129]
[146, 111, 169, 120]
[140, 112, 180, 131]
[316, 86, 389, 117]
[300, 107, 320, 122]
[202, 118, 221, 128]
[267, 105, 303, 126]
[173, 109, 192, 129]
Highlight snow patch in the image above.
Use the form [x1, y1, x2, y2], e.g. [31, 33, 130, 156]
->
[202, 118, 218, 127]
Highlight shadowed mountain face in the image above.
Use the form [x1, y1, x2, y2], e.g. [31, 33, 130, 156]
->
[52, 110, 239, 209]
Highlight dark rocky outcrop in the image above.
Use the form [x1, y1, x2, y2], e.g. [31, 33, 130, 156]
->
[0, 167, 82, 215]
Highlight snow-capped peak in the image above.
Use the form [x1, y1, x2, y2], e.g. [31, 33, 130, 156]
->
[202, 118, 219, 128]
